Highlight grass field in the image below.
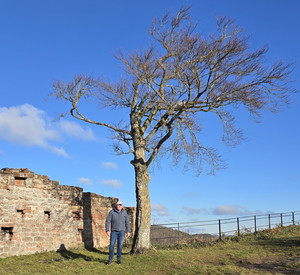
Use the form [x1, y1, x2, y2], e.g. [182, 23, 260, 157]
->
[0, 225, 299, 274]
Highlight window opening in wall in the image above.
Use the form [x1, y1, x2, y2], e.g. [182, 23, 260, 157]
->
[15, 176, 27, 185]
[17, 209, 24, 217]
[72, 211, 81, 221]
[44, 211, 51, 219]
[1, 227, 13, 241]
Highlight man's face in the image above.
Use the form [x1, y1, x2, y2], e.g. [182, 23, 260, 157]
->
[116, 204, 123, 211]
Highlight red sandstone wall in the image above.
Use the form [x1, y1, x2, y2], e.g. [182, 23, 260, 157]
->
[0, 168, 135, 258]
[83, 194, 136, 249]
[0, 168, 84, 257]
[86, 193, 118, 248]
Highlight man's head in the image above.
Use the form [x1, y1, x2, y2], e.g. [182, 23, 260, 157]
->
[116, 201, 123, 211]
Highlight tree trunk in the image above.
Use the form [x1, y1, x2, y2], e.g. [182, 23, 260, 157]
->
[130, 152, 151, 253]
[130, 111, 152, 253]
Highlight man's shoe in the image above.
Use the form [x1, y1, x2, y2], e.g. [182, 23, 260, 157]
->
[117, 260, 122, 264]
[107, 261, 113, 265]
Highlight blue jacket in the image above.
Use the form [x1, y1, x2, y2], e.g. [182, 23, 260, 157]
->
[105, 208, 131, 232]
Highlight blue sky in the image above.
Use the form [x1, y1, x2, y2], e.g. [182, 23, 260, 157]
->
[0, 0, 299, 226]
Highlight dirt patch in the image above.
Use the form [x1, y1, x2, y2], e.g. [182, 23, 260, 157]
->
[239, 255, 300, 274]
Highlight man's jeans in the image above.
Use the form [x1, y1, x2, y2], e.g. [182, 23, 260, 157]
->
[109, 230, 125, 262]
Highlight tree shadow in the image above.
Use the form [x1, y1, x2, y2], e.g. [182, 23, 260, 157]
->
[255, 236, 300, 251]
[239, 259, 300, 275]
[86, 247, 131, 256]
[85, 247, 109, 255]
[239, 236, 300, 274]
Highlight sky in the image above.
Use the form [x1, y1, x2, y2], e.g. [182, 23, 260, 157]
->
[0, 0, 299, 229]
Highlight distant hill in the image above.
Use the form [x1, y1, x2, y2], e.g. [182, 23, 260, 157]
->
[151, 225, 216, 246]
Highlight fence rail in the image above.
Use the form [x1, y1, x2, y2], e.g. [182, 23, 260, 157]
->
[151, 211, 300, 246]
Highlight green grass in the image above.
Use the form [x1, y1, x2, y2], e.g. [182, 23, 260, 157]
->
[0, 225, 299, 275]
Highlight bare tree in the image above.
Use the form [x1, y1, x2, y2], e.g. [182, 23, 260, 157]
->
[50, 7, 295, 253]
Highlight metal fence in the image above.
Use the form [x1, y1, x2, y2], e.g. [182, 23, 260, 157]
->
[151, 211, 300, 246]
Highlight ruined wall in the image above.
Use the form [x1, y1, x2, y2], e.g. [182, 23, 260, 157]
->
[82, 193, 135, 249]
[82, 192, 118, 249]
[0, 168, 135, 258]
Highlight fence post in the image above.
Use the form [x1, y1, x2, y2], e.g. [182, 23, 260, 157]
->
[280, 213, 283, 227]
[218, 219, 222, 240]
[268, 214, 271, 229]
[254, 216, 257, 233]
[237, 217, 240, 236]
[177, 223, 180, 245]
[292, 212, 295, 225]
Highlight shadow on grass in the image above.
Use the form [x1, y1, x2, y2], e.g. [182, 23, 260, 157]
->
[256, 237, 300, 250]
[87, 247, 131, 256]
[85, 247, 109, 255]
[56, 244, 130, 264]
[239, 258, 300, 275]
[56, 244, 107, 263]
[239, 236, 300, 274]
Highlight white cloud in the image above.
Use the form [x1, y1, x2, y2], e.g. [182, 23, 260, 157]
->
[212, 205, 241, 216]
[0, 104, 68, 156]
[212, 205, 261, 216]
[45, 144, 69, 158]
[101, 162, 118, 169]
[100, 179, 123, 189]
[0, 104, 59, 146]
[0, 104, 97, 157]
[79, 177, 93, 185]
[59, 120, 95, 140]
[182, 206, 208, 216]
[151, 204, 169, 216]
[182, 205, 261, 217]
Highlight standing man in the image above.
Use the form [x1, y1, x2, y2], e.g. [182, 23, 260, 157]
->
[105, 201, 131, 265]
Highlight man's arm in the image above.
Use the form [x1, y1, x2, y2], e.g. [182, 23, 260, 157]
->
[125, 212, 131, 237]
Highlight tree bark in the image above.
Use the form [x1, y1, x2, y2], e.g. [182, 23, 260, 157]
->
[130, 110, 151, 253]
[131, 152, 151, 253]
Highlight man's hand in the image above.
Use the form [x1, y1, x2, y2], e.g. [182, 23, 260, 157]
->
[106, 231, 111, 237]
[126, 232, 131, 238]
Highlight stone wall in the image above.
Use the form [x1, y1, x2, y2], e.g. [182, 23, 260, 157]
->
[0, 168, 135, 258]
